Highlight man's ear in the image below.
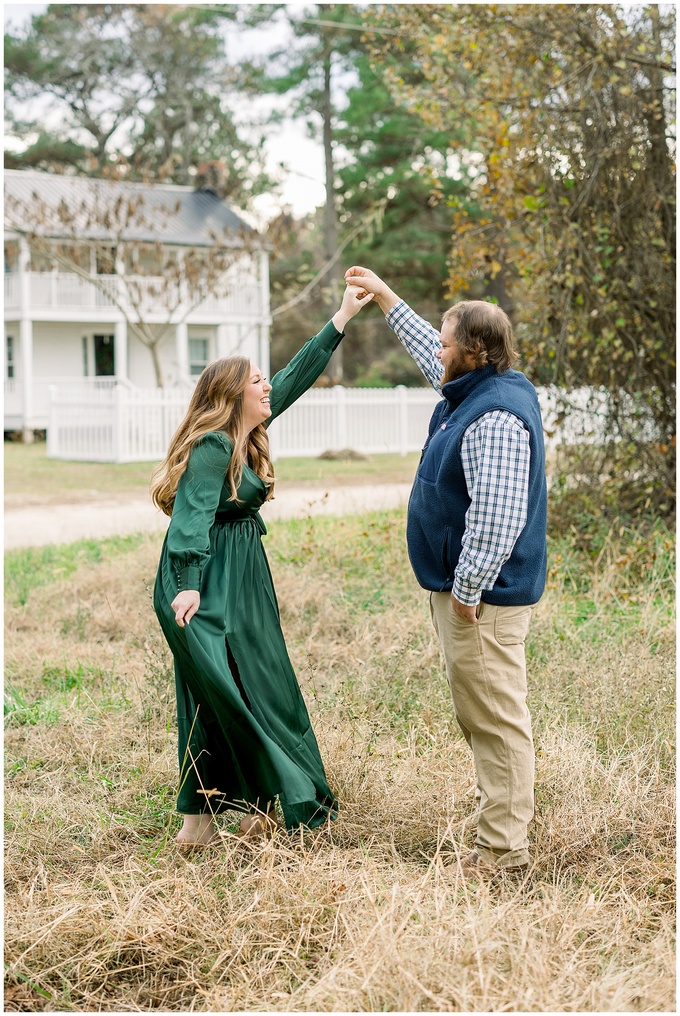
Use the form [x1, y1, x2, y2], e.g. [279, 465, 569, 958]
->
[470, 342, 487, 368]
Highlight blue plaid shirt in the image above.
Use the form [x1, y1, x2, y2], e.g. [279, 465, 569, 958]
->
[386, 300, 531, 606]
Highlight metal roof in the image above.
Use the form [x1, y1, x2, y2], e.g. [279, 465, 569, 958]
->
[4, 169, 259, 248]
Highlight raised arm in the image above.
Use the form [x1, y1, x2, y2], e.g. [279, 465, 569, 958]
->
[343, 265, 401, 315]
[267, 285, 372, 422]
[344, 266, 444, 392]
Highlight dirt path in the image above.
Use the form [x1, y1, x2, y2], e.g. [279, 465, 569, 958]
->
[4, 483, 413, 550]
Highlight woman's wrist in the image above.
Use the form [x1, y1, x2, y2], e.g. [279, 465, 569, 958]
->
[331, 311, 349, 333]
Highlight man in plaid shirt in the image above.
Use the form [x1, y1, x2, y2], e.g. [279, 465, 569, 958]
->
[345, 266, 548, 876]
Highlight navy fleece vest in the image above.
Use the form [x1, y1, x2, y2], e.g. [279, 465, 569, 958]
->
[407, 365, 547, 605]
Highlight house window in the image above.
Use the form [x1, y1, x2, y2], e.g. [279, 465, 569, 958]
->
[6, 335, 15, 379]
[4, 242, 18, 274]
[189, 338, 209, 377]
[82, 336, 89, 376]
[54, 243, 90, 272]
[29, 249, 54, 273]
[96, 246, 116, 275]
[93, 334, 115, 376]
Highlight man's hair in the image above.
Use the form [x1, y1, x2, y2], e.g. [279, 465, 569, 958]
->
[442, 300, 519, 373]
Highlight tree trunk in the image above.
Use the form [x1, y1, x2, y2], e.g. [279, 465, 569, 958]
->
[149, 338, 165, 388]
[132, 323, 166, 387]
[320, 7, 343, 381]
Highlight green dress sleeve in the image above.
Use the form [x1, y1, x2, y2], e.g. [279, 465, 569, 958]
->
[166, 431, 232, 592]
[267, 320, 344, 424]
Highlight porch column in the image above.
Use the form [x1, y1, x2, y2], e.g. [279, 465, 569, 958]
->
[259, 250, 271, 318]
[18, 236, 30, 306]
[114, 319, 128, 380]
[258, 323, 270, 380]
[216, 323, 230, 358]
[175, 320, 189, 382]
[18, 236, 34, 441]
[258, 250, 271, 381]
[20, 318, 34, 441]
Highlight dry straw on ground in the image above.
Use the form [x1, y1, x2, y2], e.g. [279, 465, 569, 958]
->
[5, 511, 675, 1012]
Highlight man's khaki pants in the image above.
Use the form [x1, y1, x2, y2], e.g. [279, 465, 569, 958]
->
[430, 593, 535, 868]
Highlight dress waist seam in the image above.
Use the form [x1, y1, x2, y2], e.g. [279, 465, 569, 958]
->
[213, 515, 258, 524]
[213, 514, 266, 538]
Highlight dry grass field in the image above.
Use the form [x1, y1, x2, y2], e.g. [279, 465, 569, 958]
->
[4, 508, 675, 1012]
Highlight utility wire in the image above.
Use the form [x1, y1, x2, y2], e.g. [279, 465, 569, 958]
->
[186, 4, 403, 37]
[271, 200, 386, 317]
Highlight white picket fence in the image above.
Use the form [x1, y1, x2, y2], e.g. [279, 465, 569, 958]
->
[267, 386, 442, 459]
[46, 380, 613, 463]
[46, 383, 443, 462]
[46, 382, 188, 462]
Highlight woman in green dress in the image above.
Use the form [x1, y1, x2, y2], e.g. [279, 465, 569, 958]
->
[151, 285, 373, 848]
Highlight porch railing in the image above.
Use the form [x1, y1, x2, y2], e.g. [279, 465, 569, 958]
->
[3, 271, 263, 318]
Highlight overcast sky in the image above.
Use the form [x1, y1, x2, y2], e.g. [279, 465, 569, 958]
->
[3, 3, 331, 220]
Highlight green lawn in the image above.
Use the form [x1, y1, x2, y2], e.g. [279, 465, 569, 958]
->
[4, 440, 420, 504]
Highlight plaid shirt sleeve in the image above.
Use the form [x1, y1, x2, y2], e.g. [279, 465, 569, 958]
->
[385, 299, 443, 392]
[454, 410, 531, 606]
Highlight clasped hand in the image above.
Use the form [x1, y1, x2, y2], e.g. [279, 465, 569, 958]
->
[331, 284, 374, 332]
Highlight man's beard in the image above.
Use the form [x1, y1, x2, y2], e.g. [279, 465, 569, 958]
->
[441, 354, 472, 385]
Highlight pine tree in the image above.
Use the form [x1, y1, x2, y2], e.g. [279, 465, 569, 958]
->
[333, 46, 471, 383]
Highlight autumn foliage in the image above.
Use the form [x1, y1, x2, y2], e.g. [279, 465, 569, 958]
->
[368, 4, 675, 510]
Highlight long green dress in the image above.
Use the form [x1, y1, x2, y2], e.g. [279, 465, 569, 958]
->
[153, 322, 341, 831]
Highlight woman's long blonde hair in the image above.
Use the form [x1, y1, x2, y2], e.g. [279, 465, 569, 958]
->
[150, 356, 275, 517]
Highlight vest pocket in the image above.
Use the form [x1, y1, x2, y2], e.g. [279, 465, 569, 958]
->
[441, 526, 454, 581]
[494, 606, 532, 645]
[417, 426, 449, 484]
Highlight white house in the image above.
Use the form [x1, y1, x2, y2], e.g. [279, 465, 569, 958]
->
[4, 169, 271, 437]
[3, 171, 605, 464]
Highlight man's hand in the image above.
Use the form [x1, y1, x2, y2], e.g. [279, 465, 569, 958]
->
[171, 589, 200, 628]
[331, 285, 375, 332]
[344, 265, 401, 314]
[451, 593, 479, 624]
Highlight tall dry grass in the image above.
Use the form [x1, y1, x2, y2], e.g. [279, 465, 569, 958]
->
[5, 511, 675, 1012]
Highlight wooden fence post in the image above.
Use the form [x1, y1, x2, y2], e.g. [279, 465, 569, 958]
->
[335, 385, 347, 451]
[47, 385, 57, 458]
[396, 385, 408, 456]
[113, 384, 126, 463]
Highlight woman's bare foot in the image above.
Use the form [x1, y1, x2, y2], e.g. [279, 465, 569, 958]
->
[176, 813, 220, 848]
[238, 807, 280, 840]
